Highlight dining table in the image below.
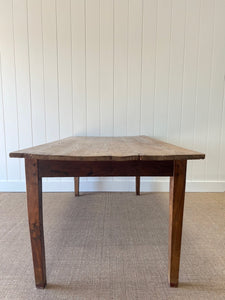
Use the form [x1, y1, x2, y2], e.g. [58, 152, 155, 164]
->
[10, 135, 205, 288]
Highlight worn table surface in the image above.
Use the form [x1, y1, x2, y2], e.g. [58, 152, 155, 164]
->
[10, 136, 205, 161]
[9, 135, 205, 288]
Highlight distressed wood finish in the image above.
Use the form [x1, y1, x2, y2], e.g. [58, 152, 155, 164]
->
[25, 159, 46, 288]
[10, 136, 205, 161]
[74, 177, 79, 196]
[39, 160, 173, 177]
[136, 176, 140, 195]
[168, 160, 187, 287]
[10, 136, 205, 289]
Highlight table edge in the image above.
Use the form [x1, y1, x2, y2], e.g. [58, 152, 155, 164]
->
[9, 152, 205, 161]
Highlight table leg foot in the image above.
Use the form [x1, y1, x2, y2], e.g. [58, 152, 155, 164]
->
[168, 160, 187, 288]
[25, 159, 46, 289]
[36, 282, 47, 289]
[169, 282, 178, 288]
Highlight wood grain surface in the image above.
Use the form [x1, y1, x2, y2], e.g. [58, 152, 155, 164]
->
[10, 136, 205, 161]
[25, 159, 46, 288]
[74, 177, 79, 197]
[38, 160, 174, 178]
[136, 176, 140, 195]
[168, 160, 187, 287]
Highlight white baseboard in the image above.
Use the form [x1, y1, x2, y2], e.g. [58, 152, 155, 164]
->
[0, 178, 224, 192]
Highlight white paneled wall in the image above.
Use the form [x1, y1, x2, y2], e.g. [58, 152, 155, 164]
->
[0, 0, 225, 192]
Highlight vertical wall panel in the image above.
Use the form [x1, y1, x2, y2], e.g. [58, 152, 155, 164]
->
[167, 0, 186, 145]
[140, 0, 157, 136]
[27, 0, 46, 146]
[192, 0, 215, 181]
[126, 0, 143, 136]
[86, 0, 100, 136]
[217, 0, 225, 182]
[0, 0, 20, 180]
[42, 0, 59, 142]
[13, 0, 32, 178]
[114, 0, 128, 136]
[180, 0, 201, 180]
[220, 83, 225, 181]
[56, 0, 73, 139]
[13, 0, 32, 148]
[71, 0, 87, 136]
[206, 0, 225, 181]
[154, 0, 171, 140]
[99, 0, 114, 136]
[0, 55, 7, 180]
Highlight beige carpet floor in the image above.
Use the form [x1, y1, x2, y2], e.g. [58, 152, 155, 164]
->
[0, 192, 224, 300]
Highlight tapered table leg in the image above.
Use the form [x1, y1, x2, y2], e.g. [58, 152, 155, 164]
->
[74, 177, 80, 196]
[136, 176, 140, 195]
[25, 159, 46, 288]
[168, 160, 187, 287]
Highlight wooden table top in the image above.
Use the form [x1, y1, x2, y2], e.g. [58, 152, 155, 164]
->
[10, 136, 205, 162]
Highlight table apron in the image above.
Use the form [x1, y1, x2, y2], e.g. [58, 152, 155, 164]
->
[38, 160, 174, 177]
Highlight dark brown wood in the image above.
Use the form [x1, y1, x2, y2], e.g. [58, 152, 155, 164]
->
[168, 160, 187, 287]
[25, 159, 46, 288]
[74, 177, 79, 196]
[39, 160, 173, 178]
[136, 176, 140, 195]
[10, 136, 205, 289]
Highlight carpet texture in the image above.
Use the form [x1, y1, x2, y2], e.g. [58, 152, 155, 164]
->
[0, 192, 224, 299]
